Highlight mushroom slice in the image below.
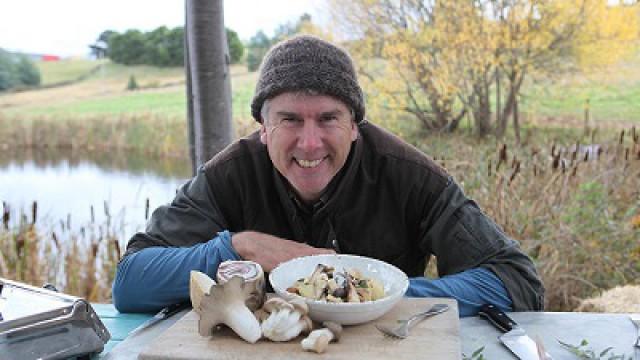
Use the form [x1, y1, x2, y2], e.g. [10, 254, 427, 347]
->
[301, 321, 343, 353]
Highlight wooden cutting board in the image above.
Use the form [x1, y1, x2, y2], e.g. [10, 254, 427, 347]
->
[138, 297, 460, 360]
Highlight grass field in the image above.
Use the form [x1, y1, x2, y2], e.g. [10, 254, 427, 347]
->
[524, 59, 640, 127]
[36, 58, 106, 85]
[3, 57, 639, 129]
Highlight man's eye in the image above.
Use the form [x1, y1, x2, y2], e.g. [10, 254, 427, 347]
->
[321, 115, 338, 122]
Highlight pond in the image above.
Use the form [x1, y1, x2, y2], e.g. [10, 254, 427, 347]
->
[0, 148, 191, 241]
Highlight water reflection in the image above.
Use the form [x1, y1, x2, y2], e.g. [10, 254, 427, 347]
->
[0, 148, 191, 239]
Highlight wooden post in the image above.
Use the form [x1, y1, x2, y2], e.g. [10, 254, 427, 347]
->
[185, 0, 233, 174]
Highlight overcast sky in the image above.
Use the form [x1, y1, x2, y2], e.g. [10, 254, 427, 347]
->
[0, 0, 323, 57]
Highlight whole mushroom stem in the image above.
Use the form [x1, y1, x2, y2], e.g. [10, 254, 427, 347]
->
[192, 273, 262, 344]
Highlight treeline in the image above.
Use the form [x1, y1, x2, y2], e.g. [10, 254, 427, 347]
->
[94, 13, 321, 72]
[0, 48, 41, 91]
[94, 26, 244, 67]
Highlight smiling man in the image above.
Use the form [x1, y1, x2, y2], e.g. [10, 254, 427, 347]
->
[112, 35, 544, 316]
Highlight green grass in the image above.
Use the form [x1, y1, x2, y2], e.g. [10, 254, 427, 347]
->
[10, 90, 187, 118]
[36, 58, 106, 85]
[3, 60, 257, 123]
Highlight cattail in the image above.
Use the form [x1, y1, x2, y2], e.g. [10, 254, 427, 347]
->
[90, 205, 95, 223]
[632, 126, 638, 144]
[552, 153, 560, 170]
[2, 202, 9, 230]
[508, 160, 520, 185]
[31, 201, 38, 225]
[145, 198, 150, 220]
[103, 201, 110, 218]
[619, 130, 625, 145]
[571, 165, 578, 177]
[91, 242, 99, 258]
[51, 231, 60, 249]
[497, 144, 507, 171]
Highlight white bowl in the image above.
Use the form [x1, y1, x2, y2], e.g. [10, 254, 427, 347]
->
[269, 254, 409, 325]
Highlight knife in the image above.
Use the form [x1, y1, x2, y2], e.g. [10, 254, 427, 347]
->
[129, 302, 188, 336]
[478, 304, 553, 360]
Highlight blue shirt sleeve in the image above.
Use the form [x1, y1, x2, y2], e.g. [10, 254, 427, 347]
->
[405, 267, 513, 317]
[112, 230, 241, 313]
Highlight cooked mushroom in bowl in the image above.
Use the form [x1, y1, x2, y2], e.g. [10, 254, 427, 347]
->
[270, 254, 409, 325]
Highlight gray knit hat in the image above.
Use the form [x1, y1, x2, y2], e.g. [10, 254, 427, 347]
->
[251, 35, 365, 123]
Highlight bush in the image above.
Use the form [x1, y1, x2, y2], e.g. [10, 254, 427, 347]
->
[0, 49, 41, 91]
[126, 75, 138, 91]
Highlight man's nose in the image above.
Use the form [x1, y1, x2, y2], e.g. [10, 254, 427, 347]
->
[298, 121, 322, 150]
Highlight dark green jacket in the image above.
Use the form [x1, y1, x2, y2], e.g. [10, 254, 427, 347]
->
[125, 121, 544, 311]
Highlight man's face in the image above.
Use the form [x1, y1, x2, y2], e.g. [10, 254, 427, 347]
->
[260, 92, 358, 203]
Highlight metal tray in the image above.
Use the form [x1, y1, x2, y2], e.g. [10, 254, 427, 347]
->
[0, 277, 111, 360]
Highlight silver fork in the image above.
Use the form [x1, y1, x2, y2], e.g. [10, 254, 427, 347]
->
[375, 303, 449, 339]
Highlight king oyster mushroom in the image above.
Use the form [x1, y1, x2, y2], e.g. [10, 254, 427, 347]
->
[190, 271, 262, 343]
[259, 297, 313, 342]
[216, 260, 266, 311]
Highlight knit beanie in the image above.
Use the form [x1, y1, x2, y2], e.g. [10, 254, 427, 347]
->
[251, 35, 365, 123]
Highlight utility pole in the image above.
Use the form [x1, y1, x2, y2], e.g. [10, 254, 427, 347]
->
[185, 0, 233, 175]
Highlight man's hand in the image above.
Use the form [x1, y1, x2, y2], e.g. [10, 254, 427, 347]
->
[231, 231, 335, 271]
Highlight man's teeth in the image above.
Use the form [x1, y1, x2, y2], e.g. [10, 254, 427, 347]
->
[296, 158, 322, 168]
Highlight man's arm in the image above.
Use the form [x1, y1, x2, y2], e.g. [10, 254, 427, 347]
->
[406, 267, 512, 317]
[418, 178, 544, 311]
[112, 231, 240, 313]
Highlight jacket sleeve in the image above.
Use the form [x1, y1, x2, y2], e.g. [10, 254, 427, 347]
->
[123, 166, 228, 256]
[112, 231, 241, 313]
[406, 267, 512, 317]
[418, 178, 545, 311]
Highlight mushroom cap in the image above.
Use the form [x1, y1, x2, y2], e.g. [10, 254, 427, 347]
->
[287, 296, 309, 315]
[262, 297, 294, 313]
[322, 321, 343, 341]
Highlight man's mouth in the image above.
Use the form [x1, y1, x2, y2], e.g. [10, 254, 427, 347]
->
[295, 157, 324, 168]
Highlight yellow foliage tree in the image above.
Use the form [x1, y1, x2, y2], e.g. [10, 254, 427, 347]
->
[327, 0, 639, 137]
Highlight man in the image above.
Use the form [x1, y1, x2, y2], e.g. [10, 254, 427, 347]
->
[113, 35, 544, 316]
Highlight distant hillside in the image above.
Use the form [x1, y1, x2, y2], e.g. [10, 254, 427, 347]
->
[36, 58, 106, 86]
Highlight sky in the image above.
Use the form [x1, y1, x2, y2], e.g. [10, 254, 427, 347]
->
[0, 0, 323, 57]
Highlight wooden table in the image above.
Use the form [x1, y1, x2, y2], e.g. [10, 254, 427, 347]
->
[93, 303, 640, 360]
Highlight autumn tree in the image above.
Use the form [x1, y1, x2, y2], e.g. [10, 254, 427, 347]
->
[328, 0, 639, 137]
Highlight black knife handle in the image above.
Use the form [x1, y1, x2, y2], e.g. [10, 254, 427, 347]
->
[478, 304, 517, 333]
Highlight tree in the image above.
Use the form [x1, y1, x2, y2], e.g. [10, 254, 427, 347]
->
[329, 0, 639, 137]
[0, 49, 41, 91]
[108, 30, 147, 65]
[16, 56, 40, 86]
[246, 31, 271, 72]
[246, 14, 327, 72]
[226, 28, 244, 63]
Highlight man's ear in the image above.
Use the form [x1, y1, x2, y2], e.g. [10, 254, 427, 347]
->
[260, 124, 268, 144]
[350, 121, 359, 142]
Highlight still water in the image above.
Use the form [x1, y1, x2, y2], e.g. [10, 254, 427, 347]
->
[0, 148, 191, 239]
